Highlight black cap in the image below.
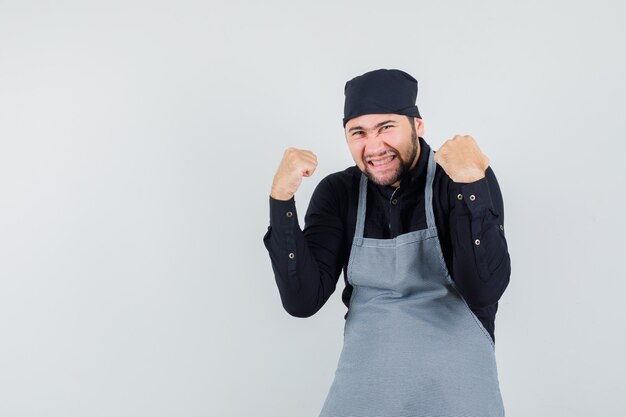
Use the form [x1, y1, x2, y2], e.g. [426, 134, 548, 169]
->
[343, 69, 421, 127]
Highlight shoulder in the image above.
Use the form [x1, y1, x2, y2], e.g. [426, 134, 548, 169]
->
[308, 166, 360, 214]
[315, 165, 361, 195]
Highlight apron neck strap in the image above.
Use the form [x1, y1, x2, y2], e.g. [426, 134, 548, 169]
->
[424, 148, 436, 230]
[354, 147, 437, 240]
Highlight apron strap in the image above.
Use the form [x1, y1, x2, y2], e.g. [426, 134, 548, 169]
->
[354, 173, 368, 242]
[424, 148, 436, 230]
[354, 147, 437, 241]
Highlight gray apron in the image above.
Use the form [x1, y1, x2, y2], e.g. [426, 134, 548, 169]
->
[319, 148, 505, 417]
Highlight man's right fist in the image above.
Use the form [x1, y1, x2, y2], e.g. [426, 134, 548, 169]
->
[270, 147, 318, 201]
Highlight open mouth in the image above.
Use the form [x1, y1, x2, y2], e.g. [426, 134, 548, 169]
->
[368, 154, 396, 168]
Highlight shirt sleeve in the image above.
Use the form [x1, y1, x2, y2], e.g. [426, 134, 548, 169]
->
[447, 166, 511, 308]
[262, 177, 346, 317]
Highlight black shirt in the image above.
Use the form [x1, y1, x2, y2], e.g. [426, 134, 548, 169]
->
[263, 137, 511, 343]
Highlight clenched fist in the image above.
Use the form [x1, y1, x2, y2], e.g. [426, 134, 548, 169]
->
[270, 148, 318, 201]
[434, 135, 490, 183]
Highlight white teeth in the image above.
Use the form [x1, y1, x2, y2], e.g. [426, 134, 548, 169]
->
[370, 155, 394, 166]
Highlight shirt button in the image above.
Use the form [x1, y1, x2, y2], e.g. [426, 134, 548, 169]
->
[286, 211, 293, 218]
[288, 252, 295, 259]
[469, 195, 476, 201]
[500, 224, 504, 230]
[457, 194, 463, 200]
[391, 198, 398, 205]
[474, 239, 481, 245]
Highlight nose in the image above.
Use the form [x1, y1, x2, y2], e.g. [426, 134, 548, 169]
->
[364, 132, 387, 157]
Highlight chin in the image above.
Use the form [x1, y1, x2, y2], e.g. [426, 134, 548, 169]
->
[366, 170, 401, 187]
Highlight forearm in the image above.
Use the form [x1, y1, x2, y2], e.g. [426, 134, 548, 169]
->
[448, 169, 511, 308]
[263, 196, 342, 317]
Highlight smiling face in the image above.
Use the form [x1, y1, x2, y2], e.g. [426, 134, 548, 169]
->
[345, 114, 424, 188]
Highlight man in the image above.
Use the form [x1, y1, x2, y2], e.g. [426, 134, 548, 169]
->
[263, 69, 510, 416]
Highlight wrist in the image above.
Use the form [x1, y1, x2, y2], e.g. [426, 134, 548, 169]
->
[453, 167, 487, 183]
[454, 174, 485, 183]
[270, 189, 294, 201]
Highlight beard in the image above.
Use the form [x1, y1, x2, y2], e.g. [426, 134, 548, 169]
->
[363, 131, 419, 187]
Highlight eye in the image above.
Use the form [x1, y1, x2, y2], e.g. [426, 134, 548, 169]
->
[380, 125, 393, 132]
[351, 130, 364, 137]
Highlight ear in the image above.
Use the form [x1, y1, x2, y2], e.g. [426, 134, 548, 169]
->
[414, 118, 425, 136]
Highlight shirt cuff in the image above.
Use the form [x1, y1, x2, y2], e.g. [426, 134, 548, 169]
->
[269, 195, 298, 229]
[452, 176, 495, 215]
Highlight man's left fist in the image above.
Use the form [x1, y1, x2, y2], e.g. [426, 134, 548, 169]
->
[433, 135, 490, 183]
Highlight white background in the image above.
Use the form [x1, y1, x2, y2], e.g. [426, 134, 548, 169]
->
[1, 1, 625, 416]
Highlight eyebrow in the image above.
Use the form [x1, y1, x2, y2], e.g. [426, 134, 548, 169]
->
[348, 119, 397, 133]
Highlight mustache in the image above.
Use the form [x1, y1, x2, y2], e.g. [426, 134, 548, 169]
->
[364, 148, 398, 161]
